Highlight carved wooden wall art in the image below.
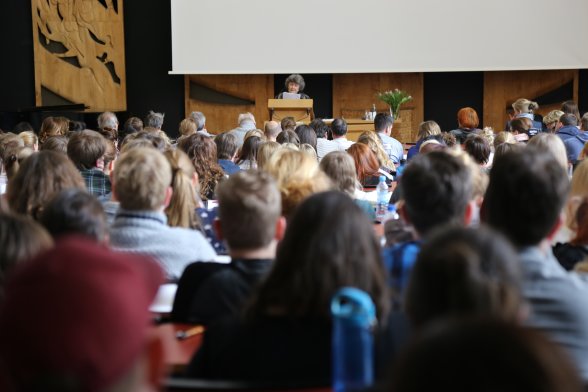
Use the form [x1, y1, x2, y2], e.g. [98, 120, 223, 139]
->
[31, 0, 126, 111]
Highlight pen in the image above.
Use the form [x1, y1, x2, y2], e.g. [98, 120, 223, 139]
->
[176, 325, 205, 340]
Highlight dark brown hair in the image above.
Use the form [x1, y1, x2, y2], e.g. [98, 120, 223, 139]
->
[67, 130, 107, 169]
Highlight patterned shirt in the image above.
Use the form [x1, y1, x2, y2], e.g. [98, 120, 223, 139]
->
[80, 168, 111, 198]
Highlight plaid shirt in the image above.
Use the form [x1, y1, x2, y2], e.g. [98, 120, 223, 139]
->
[80, 168, 111, 198]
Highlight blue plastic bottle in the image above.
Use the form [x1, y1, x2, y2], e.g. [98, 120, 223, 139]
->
[331, 287, 376, 392]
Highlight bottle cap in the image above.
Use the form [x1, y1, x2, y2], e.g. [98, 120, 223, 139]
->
[379, 175, 386, 182]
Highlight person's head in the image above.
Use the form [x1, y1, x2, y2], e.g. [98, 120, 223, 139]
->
[144, 110, 165, 130]
[457, 107, 480, 129]
[294, 125, 317, 151]
[388, 317, 583, 392]
[571, 159, 588, 198]
[120, 130, 167, 153]
[0, 213, 53, 288]
[7, 151, 85, 220]
[243, 128, 265, 143]
[319, 151, 358, 196]
[12, 122, 34, 134]
[276, 129, 300, 146]
[18, 131, 38, 150]
[280, 117, 296, 133]
[559, 113, 579, 127]
[561, 100, 581, 122]
[67, 130, 107, 170]
[512, 98, 539, 114]
[509, 117, 532, 134]
[163, 149, 200, 230]
[374, 113, 394, 133]
[309, 118, 330, 139]
[189, 111, 206, 131]
[441, 132, 457, 148]
[357, 131, 393, 168]
[256, 141, 281, 171]
[527, 133, 568, 172]
[238, 135, 262, 164]
[347, 142, 380, 183]
[247, 191, 388, 320]
[284, 74, 305, 93]
[39, 116, 68, 144]
[544, 110, 565, 132]
[493, 141, 525, 163]
[265, 149, 331, 218]
[405, 226, 523, 329]
[299, 143, 317, 160]
[237, 112, 255, 127]
[417, 120, 442, 140]
[464, 134, 491, 165]
[178, 118, 197, 137]
[0, 237, 164, 392]
[581, 113, 588, 132]
[39, 135, 69, 154]
[493, 131, 516, 149]
[1, 145, 33, 180]
[97, 111, 119, 131]
[39, 189, 108, 243]
[264, 121, 282, 141]
[482, 146, 569, 247]
[400, 151, 473, 236]
[113, 148, 172, 211]
[122, 116, 143, 142]
[331, 118, 348, 138]
[216, 170, 282, 252]
[214, 132, 238, 160]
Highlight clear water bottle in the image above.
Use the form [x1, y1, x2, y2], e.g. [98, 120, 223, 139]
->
[375, 175, 389, 222]
[331, 287, 376, 392]
[371, 104, 377, 120]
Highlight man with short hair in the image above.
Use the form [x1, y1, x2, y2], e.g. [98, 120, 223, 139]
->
[310, 119, 343, 161]
[331, 118, 354, 150]
[556, 113, 588, 164]
[264, 120, 282, 142]
[172, 170, 285, 325]
[109, 147, 217, 280]
[482, 146, 588, 381]
[374, 113, 404, 164]
[67, 129, 111, 199]
[214, 132, 241, 175]
[0, 237, 164, 391]
[383, 151, 473, 296]
[190, 111, 212, 136]
[145, 110, 165, 130]
[229, 112, 256, 148]
[97, 111, 118, 131]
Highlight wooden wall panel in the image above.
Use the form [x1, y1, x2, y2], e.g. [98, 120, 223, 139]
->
[185, 75, 274, 134]
[483, 70, 578, 131]
[31, 0, 126, 112]
[333, 73, 424, 143]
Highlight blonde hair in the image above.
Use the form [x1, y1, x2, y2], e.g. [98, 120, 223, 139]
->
[566, 160, 588, 232]
[299, 143, 317, 160]
[114, 148, 172, 211]
[265, 149, 331, 218]
[357, 131, 394, 169]
[493, 131, 516, 149]
[178, 118, 197, 137]
[257, 141, 281, 170]
[319, 151, 358, 196]
[544, 110, 564, 126]
[163, 149, 201, 230]
[244, 129, 265, 142]
[417, 121, 442, 140]
[512, 98, 539, 114]
[446, 149, 488, 200]
[18, 131, 38, 149]
[527, 133, 568, 173]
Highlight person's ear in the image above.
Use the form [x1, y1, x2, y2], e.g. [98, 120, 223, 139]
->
[163, 186, 173, 208]
[463, 200, 476, 226]
[274, 216, 287, 241]
[398, 201, 411, 225]
[110, 172, 118, 202]
[213, 218, 223, 241]
[546, 212, 565, 242]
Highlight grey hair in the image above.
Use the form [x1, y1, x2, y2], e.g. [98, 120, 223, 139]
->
[97, 112, 118, 130]
[190, 111, 206, 131]
[285, 74, 305, 92]
[145, 110, 165, 129]
[237, 112, 255, 125]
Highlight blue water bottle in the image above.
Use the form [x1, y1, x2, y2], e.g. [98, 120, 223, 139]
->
[331, 287, 376, 392]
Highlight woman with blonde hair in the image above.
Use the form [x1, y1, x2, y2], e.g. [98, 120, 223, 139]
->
[357, 131, 394, 171]
[407, 121, 442, 160]
[512, 98, 543, 134]
[527, 133, 569, 174]
[265, 149, 331, 218]
[256, 141, 281, 171]
[163, 149, 201, 230]
[493, 131, 516, 149]
[18, 131, 38, 151]
[544, 110, 565, 133]
[178, 118, 197, 137]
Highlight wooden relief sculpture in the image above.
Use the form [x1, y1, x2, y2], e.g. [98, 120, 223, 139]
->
[31, 0, 126, 112]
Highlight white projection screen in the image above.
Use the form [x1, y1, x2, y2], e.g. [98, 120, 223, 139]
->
[170, 0, 588, 74]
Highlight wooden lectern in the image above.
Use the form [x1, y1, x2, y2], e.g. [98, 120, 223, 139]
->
[268, 99, 314, 123]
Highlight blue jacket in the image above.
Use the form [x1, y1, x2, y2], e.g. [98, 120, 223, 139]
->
[557, 126, 588, 163]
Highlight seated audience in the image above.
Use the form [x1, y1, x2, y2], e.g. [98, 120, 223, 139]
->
[331, 118, 354, 150]
[189, 111, 210, 136]
[172, 170, 284, 325]
[145, 110, 165, 130]
[67, 130, 112, 199]
[556, 113, 588, 165]
[276, 129, 300, 146]
[512, 98, 543, 135]
[295, 125, 317, 152]
[310, 118, 341, 161]
[493, 131, 516, 149]
[39, 135, 68, 154]
[0, 237, 164, 392]
[264, 120, 281, 142]
[39, 189, 107, 244]
[347, 142, 392, 188]
[214, 132, 241, 175]
[256, 141, 281, 171]
[280, 117, 296, 133]
[186, 191, 388, 384]
[509, 117, 532, 142]
[482, 145, 588, 381]
[109, 147, 217, 280]
[463, 134, 491, 167]
[527, 132, 569, 174]
[97, 111, 119, 132]
[120, 130, 167, 153]
[562, 100, 582, 123]
[544, 110, 565, 133]
[406, 120, 441, 161]
[229, 112, 256, 148]
[374, 113, 403, 164]
[6, 151, 85, 220]
[357, 131, 395, 173]
[18, 131, 38, 151]
[554, 197, 588, 271]
[237, 135, 262, 169]
[449, 107, 482, 144]
[178, 118, 197, 137]
[39, 116, 68, 145]
[178, 133, 225, 201]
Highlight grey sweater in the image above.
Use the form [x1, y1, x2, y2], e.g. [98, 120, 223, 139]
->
[110, 210, 217, 280]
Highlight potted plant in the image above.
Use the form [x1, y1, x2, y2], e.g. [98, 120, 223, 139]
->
[377, 89, 412, 120]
